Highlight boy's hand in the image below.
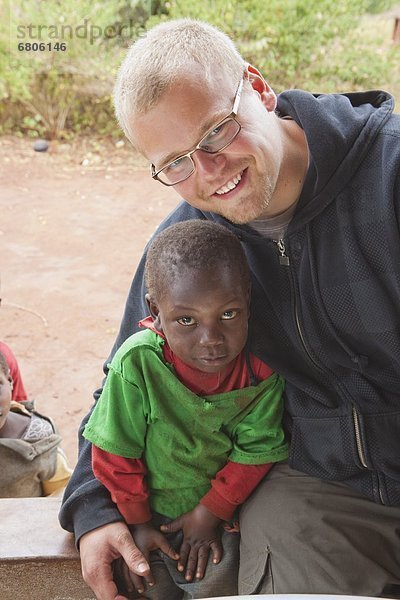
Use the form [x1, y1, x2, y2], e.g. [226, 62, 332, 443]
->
[119, 521, 179, 596]
[160, 504, 223, 582]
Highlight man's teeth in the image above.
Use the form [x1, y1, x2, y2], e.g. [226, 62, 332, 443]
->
[215, 172, 242, 195]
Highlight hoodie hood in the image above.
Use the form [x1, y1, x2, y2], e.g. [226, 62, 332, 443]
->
[275, 89, 394, 231]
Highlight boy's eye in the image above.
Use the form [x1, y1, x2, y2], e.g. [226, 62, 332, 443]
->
[177, 316, 196, 326]
[221, 310, 238, 320]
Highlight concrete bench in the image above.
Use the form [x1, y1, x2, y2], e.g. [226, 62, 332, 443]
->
[0, 497, 95, 600]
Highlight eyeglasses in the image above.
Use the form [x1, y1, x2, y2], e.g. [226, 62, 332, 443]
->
[151, 74, 245, 186]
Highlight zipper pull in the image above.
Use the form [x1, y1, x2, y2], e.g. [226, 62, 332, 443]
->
[276, 239, 290, 266]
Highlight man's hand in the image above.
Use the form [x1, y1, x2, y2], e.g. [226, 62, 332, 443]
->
[79, 521, 150, 600]
[119, 521, 179, 595]
[160, 504, 223, 582]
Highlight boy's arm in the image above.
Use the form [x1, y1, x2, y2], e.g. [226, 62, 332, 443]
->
[201, 363, 287, 520]
[228, 371, 289, 467]
[200, 461, 272, 520]
[92, 446, 179, 595]
[59, 409, 125, 540]
[92, 447, 152, 524]
[162, 368, 288, 580]
[159, 461, 272, 582]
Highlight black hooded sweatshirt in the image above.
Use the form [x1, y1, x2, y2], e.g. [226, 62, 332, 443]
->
[60, 89, 400, 542]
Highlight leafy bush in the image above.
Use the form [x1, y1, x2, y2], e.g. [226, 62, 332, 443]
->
[150, 0, 399, 93]
[0, 0, 135, 137]
[0, 0, 398, 138]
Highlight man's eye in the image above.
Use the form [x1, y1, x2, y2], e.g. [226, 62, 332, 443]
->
[202, 122, 228, 144]
[208, 123, 225, 138]
[177, 316, 196, 326]
[165, 156, 186, 172]
[221, 310, 238, 320]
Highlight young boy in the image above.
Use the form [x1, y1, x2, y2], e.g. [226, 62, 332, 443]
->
[0, 351, 71, 497]
[84, 220, 288, 598]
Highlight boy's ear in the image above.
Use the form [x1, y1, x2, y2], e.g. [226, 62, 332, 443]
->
[145, 293, 163, 331]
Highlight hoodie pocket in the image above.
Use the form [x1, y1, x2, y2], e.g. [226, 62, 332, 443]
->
[290, 414, 358, 480]
[363, 411, 400, 479]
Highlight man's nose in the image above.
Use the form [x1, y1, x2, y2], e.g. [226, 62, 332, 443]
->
[193, 149, 226, 177]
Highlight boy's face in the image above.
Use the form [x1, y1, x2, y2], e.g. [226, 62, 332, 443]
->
[0, 368, 12, 430]
[148, 266, 250, 373]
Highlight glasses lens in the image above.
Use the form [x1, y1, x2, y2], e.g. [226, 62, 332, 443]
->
[155, 118, 240, 185]
[158, 155, 194, 185]
[199, 118, 240, 153]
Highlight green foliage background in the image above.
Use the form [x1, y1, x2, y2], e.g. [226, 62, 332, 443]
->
[0, 0, 399, 139]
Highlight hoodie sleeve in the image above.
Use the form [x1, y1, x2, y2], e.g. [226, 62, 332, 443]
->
[58, 253, 149, 544]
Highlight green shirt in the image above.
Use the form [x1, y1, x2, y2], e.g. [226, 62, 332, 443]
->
[84, 329, 288, 518]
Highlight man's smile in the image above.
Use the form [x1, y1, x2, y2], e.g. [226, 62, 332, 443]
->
[214, 170, 244, 195]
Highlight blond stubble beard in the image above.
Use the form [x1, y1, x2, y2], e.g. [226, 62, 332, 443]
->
[213, 172, 275, 225]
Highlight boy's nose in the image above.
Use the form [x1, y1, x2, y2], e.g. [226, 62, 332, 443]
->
[199, 325, 224, 346]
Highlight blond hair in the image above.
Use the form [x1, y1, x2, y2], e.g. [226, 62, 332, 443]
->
[114, 18, 245, 142]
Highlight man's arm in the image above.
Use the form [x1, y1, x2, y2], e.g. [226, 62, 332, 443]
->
[59, 255, 149, 541]
[58, 256, 151, 599]
[59, 408, 125, 539]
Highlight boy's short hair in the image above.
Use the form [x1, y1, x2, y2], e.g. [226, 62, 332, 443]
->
[144, 219, 251, 300]
[114, 18, 245, 142]
[0, 351, 9, 377]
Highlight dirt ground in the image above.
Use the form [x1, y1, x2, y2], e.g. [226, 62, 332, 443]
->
[0, 135, 179, 466]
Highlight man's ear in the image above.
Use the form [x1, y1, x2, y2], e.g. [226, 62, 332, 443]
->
[145, 293, 163, 331]
[246, 64, 277, 111]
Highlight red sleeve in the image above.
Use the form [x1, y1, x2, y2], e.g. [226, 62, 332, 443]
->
[0, 341, 28, 402]
[249, 353, 274, 381]
[91, 446, 151, 524]
[200, 461, 272, 520]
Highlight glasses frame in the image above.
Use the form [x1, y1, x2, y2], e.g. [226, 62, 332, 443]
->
[151, 74, 245, 187]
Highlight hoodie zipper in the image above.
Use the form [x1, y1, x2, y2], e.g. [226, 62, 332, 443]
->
[275, 239, 290, 266]
[352, 407, 368, 468]
[276, 237, 322, 370]
[352, 407, 384, 502]
[275, 236, 383, 503]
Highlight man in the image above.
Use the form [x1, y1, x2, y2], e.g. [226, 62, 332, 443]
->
[60, 18, 400, 600]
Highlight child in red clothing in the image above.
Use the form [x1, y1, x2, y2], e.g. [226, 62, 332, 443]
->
[85, 221, 288, 598]
[0, 341, 28, 404]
